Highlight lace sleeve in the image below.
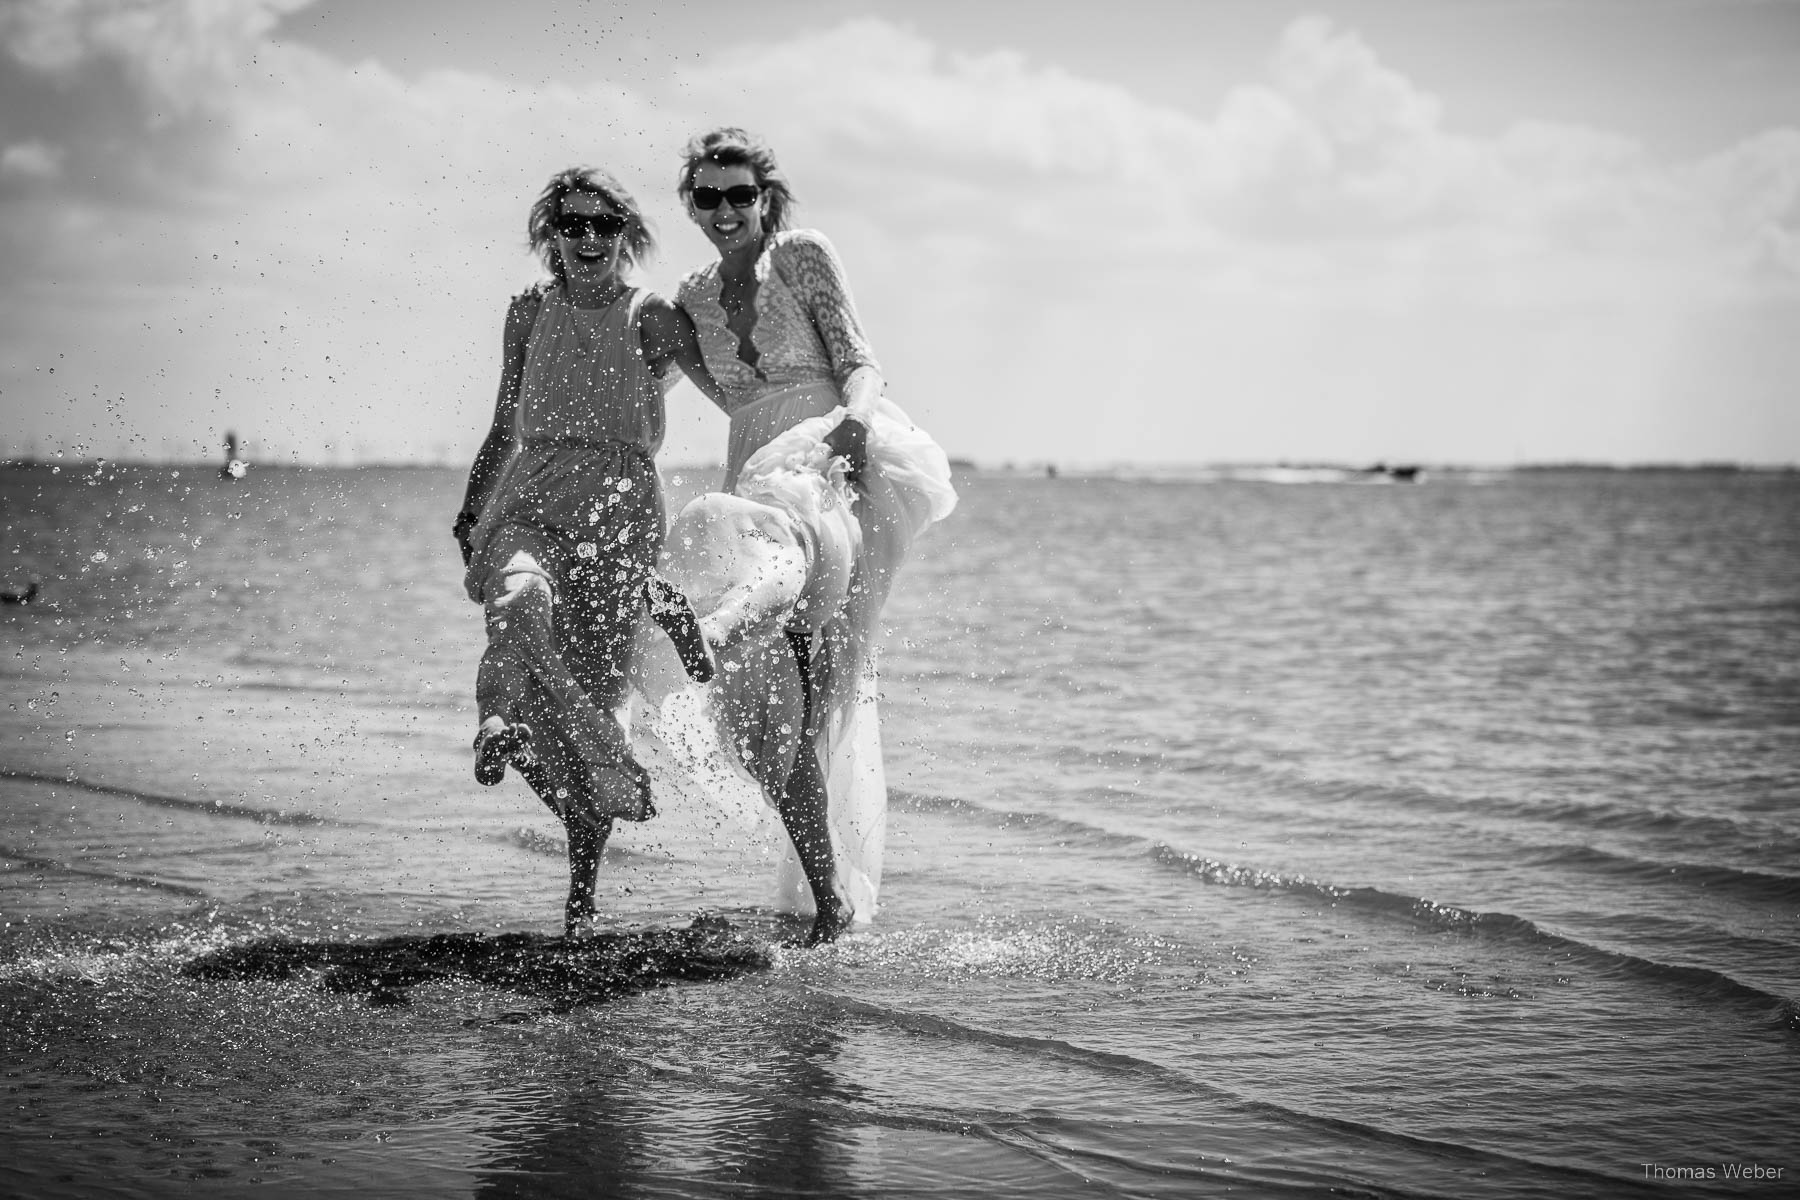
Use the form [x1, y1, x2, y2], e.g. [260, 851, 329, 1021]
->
[779, 231, 881, 388]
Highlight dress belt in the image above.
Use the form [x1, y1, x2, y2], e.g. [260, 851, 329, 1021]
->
[520, 436, 655, 465]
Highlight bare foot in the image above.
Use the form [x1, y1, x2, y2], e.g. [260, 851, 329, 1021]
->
[806, 901, 856, 947]
[643, 575, 716, 683]
[473, 717, 535, 786]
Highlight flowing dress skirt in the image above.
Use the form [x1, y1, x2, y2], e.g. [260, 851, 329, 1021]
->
[636, 382, 956, 921]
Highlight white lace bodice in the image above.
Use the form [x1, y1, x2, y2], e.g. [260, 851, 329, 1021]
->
[676, 229, 880, 416]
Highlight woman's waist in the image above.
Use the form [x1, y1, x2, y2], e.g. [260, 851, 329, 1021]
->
[519, 433, 656, 456]
[518, 372, 663, 439]
[477, 439, 663, 541]
[505, 438, 661, 492]
[724, 378, 841, 422]
[518, 400, 661, 442]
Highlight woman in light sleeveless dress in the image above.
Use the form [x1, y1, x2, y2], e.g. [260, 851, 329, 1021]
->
[454, 166, 721, 935]
[665, 127, 957, 942]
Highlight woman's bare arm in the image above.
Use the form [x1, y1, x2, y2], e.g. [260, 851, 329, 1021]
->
[639, 294, 728, 408]
[455, 292, 536, 559]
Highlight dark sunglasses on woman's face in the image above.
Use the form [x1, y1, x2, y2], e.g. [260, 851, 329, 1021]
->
[690, 185, 762, 211]
[553, 211, 628, 240]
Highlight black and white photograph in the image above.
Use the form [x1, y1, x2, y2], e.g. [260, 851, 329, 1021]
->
[2, 0, 1796, 1195]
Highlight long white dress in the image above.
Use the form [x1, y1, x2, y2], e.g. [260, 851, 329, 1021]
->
[643, 229, 956, 922]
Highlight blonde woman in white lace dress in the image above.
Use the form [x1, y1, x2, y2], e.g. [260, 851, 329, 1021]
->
[668, 127, 957, 942]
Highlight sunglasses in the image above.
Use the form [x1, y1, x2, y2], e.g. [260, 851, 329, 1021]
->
[690, 185, 762, 211]
[552, 211, 628, 240]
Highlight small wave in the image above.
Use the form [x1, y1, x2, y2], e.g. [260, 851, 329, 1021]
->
[495, 825, 639, 863]
[1524, 843, 1800, 905]
[0, 767, 347, 827]
[799, 989, 1641, 1190]
[1547, 795, 1796, 843]
[891, 788, 1799, 1027]
[0, 844, 209, 898]
[1180, 762, 1800, 851]
[1152, 844, 1797, 1024]
[229, 676, 468, 712]
[809, 919, 1181, 985]
[893, 787, 1147, 852]
[502, 825, 567, 858]
[0, 923, 244, 984]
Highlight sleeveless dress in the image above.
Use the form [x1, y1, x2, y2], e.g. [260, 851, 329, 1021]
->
[466, 283, 667, 580]
[466, 284, 668, 827]
[644, 229, 956, 921]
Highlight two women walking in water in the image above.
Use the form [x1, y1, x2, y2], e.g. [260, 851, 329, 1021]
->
[456, 132, 955, 942]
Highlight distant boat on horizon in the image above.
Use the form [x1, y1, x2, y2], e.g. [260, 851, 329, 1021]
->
[1360, 462, 1424, 483]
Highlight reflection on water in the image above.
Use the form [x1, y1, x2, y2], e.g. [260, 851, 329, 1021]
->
[475, 1011, 859, 1199]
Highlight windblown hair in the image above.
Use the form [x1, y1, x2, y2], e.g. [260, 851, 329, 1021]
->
[676, 127, 796, 232]
[527, 166, 656, 285]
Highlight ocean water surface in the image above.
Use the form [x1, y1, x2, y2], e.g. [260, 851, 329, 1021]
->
[2, 462, 1796, 1197]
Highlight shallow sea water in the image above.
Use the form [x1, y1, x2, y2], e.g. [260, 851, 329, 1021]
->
[2, 462, 1796, 1197]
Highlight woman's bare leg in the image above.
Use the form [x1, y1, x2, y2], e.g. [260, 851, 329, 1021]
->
[478, 562, 645, 813]
[713, 633, 846, 941]
[777, 740, 851, 944]
[563, 817, 613, 935]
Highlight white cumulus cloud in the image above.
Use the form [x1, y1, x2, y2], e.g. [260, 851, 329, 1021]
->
[0, 2, 1796, 465]
[1, 139, 62, 177]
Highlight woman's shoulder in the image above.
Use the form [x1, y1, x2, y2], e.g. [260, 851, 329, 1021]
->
[502, 281, 552, 337]
[771, 228, 838, 259]
[507, 279, 553, 314]
[631, 287, 678, 320]
[769, 229, 854, 300]
[675, 261, 719, 302]
[769, 229, 851, 284]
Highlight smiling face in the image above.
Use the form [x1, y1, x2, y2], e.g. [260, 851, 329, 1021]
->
[554, 191, 626, 288]
[687, 160, 769, 256]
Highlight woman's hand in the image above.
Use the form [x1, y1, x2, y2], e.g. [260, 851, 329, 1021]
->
[822, 414, 869, 485]
[453, 511, 478, 567]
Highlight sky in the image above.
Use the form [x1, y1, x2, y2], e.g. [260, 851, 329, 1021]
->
[1, 0, 1797, 469]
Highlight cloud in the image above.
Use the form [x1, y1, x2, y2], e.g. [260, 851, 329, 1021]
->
[0, 3, 1796, 465]
[1, 138, 61, 177]
[673, 15, 1800, 290]
[0, 0, 704, 462]
[0, 0, 307, 109]
[1687, 128, 1800, 281]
